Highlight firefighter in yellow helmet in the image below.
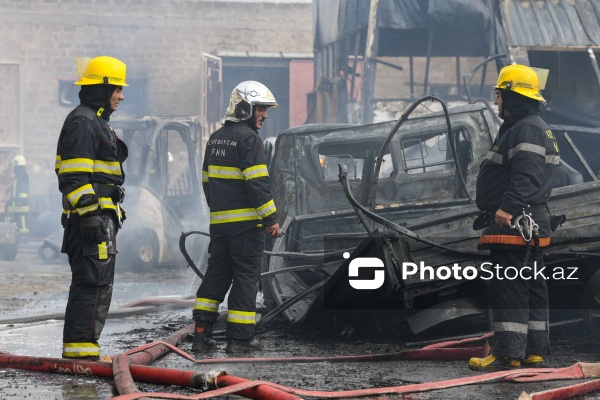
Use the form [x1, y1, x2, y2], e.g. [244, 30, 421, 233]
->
[469, 64, 559, 371]
[55, 56, 128, 360]
[6, 155, 30, 235]
[192, 81, 280, 355]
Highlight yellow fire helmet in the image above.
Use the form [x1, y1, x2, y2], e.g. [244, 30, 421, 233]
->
[222, 81, 277, 123]
[74, 56, 128, 86]
[494, 64, 549, 102]
[494, 64, 548, 102]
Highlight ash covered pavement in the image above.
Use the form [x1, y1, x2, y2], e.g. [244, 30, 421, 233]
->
[1, 239, 600, 400]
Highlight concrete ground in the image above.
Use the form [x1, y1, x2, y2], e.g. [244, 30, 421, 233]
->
[1, 238, 600, 399]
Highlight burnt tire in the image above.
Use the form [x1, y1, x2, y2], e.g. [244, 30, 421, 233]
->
[581, 269, 600, 339]
[120, 231, 159, 272]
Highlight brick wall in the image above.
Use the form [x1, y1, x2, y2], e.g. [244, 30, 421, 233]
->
[0, 0, 312, 197]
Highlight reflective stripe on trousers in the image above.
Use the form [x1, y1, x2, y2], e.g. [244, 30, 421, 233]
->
[489, 249, 550, 358]
[62, 211, 118, 355]
[193, 227, 264, 339]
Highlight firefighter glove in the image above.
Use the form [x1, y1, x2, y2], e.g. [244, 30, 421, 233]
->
[80, 213, 107, 244]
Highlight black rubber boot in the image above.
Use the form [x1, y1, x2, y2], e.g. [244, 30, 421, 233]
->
[225, 337, 262, 355]
[191, 322, 216, 352]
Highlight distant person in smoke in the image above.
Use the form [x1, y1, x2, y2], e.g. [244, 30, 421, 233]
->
[6, 155, 30, 236]
[55, 56, 128, 360]
[469, 64, 558, 371]
[191, 81, 280, 355]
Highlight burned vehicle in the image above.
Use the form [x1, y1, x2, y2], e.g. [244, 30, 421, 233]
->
[39, 116, 208, 271]
[260, 100, 600, 338]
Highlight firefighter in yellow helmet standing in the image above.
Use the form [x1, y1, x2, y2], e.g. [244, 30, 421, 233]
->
[469, 64, 559, 371]
[55, 56, 128, 360]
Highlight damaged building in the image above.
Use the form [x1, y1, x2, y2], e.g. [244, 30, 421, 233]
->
[311, 0, 600, 128]
[258, 0, 600, 340]
[0, 0, 313, 238]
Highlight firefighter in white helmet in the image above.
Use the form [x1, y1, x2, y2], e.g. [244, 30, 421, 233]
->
[55, 56, 128, 361]
[469, 64, 558, 371]
[192, 81, 280, 354]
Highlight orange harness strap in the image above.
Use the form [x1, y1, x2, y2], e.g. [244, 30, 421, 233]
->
[478, 235, 550, 247]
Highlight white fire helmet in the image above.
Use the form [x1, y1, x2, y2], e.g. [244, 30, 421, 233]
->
[222, 81, 278, 123]
[13, 155, 26, 166]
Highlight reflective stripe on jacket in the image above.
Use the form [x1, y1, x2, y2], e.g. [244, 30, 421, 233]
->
[476, 112, 558, 248]
[55, 105, 127, 216]
[7, 170, 29, 213]
[202, 121, 278, 237]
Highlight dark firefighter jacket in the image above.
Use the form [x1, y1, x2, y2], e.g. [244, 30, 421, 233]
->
[476, 111, 559, 249]
[7, 167, 29, 213]
[202, 121, 278, 237]
[55, 104, 127, 217]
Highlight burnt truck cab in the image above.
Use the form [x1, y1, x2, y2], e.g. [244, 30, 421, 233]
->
[264, 104, 496, 326]
[262, 103, 600, 336]
[268, 105, 493, 222]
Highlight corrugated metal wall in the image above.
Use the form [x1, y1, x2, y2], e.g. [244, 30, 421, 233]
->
[501, 0, 600, 48]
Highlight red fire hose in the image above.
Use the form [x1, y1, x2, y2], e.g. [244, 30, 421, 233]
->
[0, 352, 206, 388]
[189, 331, 491, 364]
[125, 324, 193, 366]
[113, 324, 298, 400]
[115, 329, 490, 366]
[520, 378, 600, 400]
[513, 362, 600, 400]
[214, 364, 600, 399]
[3, 325, 600, 400]
[112, 379, 303, 400]
[4, 350, 600, 399]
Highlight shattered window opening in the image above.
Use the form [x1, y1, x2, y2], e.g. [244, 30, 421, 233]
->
[318, 141, 393, 183]
[322, 154, 358, 180]
[402, 131, 458, 175]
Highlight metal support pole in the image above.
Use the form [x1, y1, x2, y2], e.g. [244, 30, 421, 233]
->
[360, 0, 380, 124]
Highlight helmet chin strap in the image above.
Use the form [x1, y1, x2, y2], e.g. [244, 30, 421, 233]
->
[499, 90, 508, 119]
[249, 107, 259, 129]
[242, 114, 258, 131]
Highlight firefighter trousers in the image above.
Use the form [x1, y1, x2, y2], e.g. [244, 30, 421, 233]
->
[62, 211, 118, 358]
[193, 227, 264, 340]
[11, 211, 29, 234]
[489, 248, 550, 359]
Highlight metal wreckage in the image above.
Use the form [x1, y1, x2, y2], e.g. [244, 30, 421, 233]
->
[251, 0, 600, 340]
[256, 97, 600, 340]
